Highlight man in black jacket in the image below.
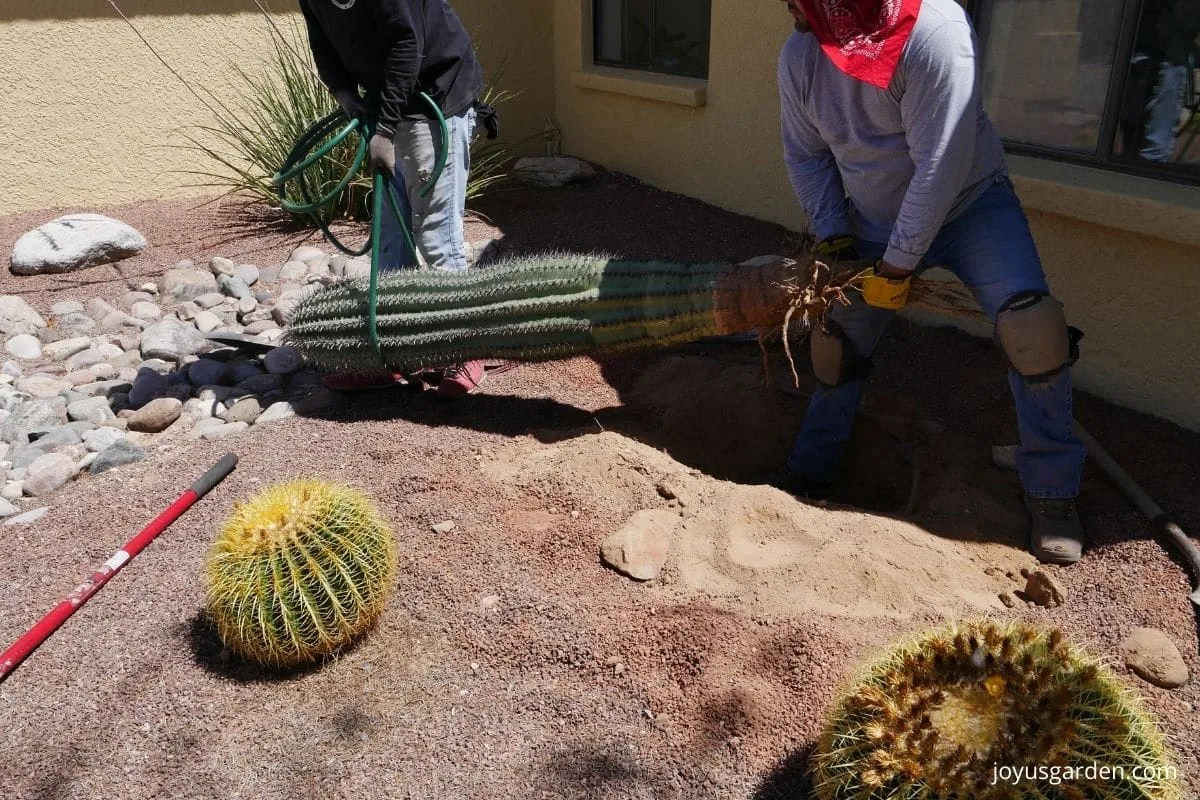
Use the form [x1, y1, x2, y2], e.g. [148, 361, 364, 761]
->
[299, 0, 496, 398]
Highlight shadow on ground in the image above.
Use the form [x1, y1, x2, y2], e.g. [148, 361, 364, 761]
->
[751, 744, 817, 800]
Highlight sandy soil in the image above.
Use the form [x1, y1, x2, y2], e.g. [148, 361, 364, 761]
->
[0, 172, 1197, 799]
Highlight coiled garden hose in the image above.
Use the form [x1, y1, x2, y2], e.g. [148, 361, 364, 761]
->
[270, 92, 448, 357]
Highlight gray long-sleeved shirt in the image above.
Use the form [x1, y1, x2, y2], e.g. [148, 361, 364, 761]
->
[777, 0, 1008, 270]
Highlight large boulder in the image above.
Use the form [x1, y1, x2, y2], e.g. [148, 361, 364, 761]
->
[10, 214, 147, 275]
[512, 156, 597, 188]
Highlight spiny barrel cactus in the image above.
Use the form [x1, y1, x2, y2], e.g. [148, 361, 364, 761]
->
[282, 252, 851, 373]
[813, 618, 1182, 800]
[204, 479, 398, 668]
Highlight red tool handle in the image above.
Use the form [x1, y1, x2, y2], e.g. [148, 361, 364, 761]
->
[0, 453, 238, 684]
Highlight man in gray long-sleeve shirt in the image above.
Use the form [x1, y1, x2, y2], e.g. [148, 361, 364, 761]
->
[764, 0, 1090, 564]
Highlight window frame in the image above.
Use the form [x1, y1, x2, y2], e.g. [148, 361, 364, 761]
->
[591, 0, 713, 81]
[966, 0, 1200, 188]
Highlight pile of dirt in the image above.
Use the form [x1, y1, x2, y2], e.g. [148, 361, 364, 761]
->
[485, 431, 1012, 623]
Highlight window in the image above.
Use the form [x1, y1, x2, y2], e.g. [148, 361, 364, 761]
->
[970, 0, 1200, 185]
[593, 0, 712, 79]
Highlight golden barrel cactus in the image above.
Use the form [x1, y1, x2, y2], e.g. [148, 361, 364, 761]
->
[204, 479, 397, 668]
[813, 618, 1182, 800]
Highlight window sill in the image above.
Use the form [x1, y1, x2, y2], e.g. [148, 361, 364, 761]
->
[1007, 154, 1200, 249]
[571, 65, 707, 107]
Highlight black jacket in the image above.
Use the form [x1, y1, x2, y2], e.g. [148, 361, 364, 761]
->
[299, 0, 483, 135]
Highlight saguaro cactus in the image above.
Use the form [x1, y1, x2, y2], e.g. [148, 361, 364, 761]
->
[812, 618, 1182, 800]
[282, 252, 856, 374]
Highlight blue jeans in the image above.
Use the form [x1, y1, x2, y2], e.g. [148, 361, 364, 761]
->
[786, 176, 1086, 499]
[1138, 60, 1188, 162]
[378, 106, 476, 272]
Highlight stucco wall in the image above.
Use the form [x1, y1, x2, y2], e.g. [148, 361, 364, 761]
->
[0, 0, 553, 216]
[551, 0, 1200, 433]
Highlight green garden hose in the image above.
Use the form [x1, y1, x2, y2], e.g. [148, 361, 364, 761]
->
[270, 92, 448, 358]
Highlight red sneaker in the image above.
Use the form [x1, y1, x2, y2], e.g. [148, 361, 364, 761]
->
[435, 360, 486, 399]
[321, 369, 414, 392]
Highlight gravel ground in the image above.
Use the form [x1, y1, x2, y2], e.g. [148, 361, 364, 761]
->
[0, 173, 1197, 799]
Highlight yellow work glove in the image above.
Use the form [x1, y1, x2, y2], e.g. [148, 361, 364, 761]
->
[861, 262, 912, 310]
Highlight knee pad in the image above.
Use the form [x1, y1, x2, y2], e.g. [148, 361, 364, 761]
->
[811, 320, 873, 387]
[993, 291, 1083, 379]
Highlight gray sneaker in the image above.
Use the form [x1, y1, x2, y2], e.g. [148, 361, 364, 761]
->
[1025, 495, 1084, 564]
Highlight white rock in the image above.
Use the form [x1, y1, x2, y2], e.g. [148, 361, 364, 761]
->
[200, 421, 249, 440]
[210, 257, 237, 277]
[1, 482, 22, 501]
[130, 301, 162, 321]
[278, 261, 309, 283]
[10, 213, 147, 275]
[0, 497, 18, 518]
[161, 268, 219, 303]
[18, 373, 73, 398]
[139, 319, 209, 361]
[512, 156, 597, 188]
[43, 336, 93, 361]
[139, 282, 159, 295]
[24, 452, 82, 496]
[194, 293, 226, 310]
[5, 334, 42, 360]
[82, 427, 125, 453]
[0, 296, 47, 337]
[51, 300, 85, 316]
[87, 298, 118, 320]
[235, 264, 260, 286]
[256, 401, 296, 424]
[193, 311, 223, 334]
[64, 348, 106, 372]
[290, 246, 326, 266]
[3, 506, 48, 526]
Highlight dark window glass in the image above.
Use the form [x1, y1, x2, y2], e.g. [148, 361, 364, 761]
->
[972, 0, 1200, 184]
[594, 0, 711, 79]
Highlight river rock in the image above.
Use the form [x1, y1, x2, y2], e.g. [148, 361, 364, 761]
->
[127, 397, 183, 433]
[0, 296, 46, 337]
[5, 334, 42, 360]
[161, 268, 219, 302]
[24, 452, 82, 496]
[1122, 628, 1189, 689]
[10, 213, 146, 275]
[512, 156, 597, 188]
[600, 509, 677, 581]
[140, 319, 209, 361]
[89, 439, 147, 474]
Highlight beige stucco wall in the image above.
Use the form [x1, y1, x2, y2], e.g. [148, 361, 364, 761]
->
[551, 0, 1200, 433]
[0, 0, 553, 216]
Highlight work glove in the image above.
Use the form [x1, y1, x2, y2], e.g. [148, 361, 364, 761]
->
[332, 88, 366, 119]
[814, 234, 862, 264]
[473, 100, 500, 140]
[861, 261, 912, 310]
[368, 131, 396, 176]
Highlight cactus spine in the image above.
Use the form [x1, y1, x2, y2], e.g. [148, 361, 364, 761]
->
[204, 479, 397, 668]
[282, 252, 826, 373]
[813, 618, 1182, 800]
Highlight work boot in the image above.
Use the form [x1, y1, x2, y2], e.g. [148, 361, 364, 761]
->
[1025, 495, 1084, 564]
[436, 360, 486, 400]
[756, 465, 835, 501]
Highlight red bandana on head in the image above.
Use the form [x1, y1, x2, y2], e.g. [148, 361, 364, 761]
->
[796, 0, 923, 88]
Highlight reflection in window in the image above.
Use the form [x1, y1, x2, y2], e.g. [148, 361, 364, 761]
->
[593, 0, 712, 79]
[1114, 0, 1200, 166]
[976, 0, 1127, 155]
[972, 0, 1200, 181]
